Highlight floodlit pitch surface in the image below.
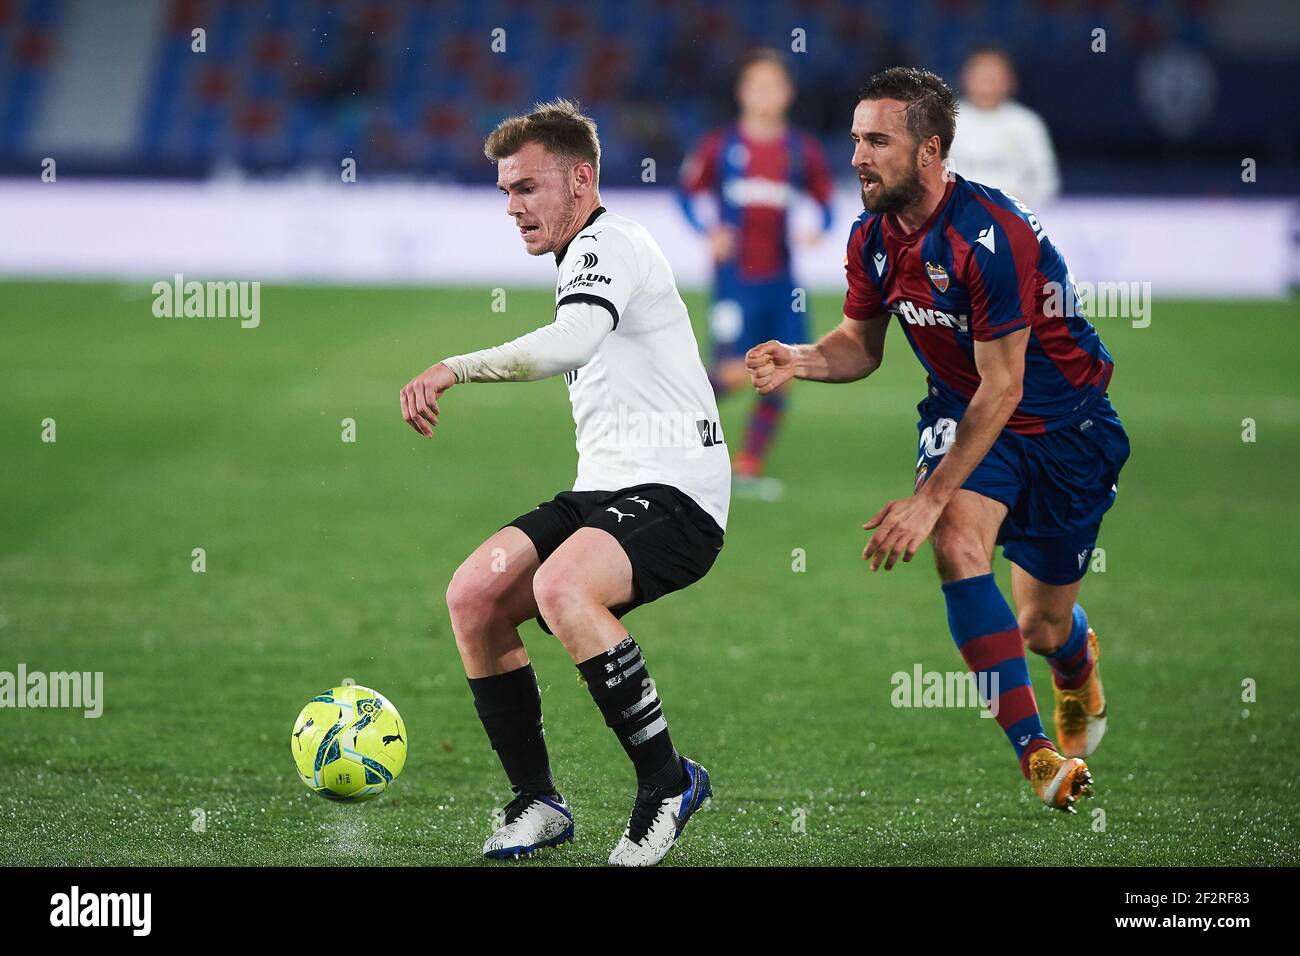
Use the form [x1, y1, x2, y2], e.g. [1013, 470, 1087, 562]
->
[1, 282, 1296, 865]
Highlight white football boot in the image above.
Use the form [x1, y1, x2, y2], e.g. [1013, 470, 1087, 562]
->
[732, 474, 785, 502]
[608, 757, 712, 867]
[482, 791, 574, 860]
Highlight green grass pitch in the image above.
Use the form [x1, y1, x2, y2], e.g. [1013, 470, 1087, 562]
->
[1, 280, 1297, 866]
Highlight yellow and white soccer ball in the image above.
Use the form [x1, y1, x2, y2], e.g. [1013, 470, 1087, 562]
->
[290, 685, 408, 801]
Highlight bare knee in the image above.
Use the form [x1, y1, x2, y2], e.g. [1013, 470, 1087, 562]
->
[531, 561, 586, 636]
[1019, 605, 1073, 653]
[931, 522, 991, 582]
[446, 559, 504, 639]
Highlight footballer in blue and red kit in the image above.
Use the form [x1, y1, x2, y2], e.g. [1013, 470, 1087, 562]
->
[748, 67, 1124, 811]
[843, 172, 1128, 588]
[677, 58, 835, 483]
[845, 168, 1129, 804]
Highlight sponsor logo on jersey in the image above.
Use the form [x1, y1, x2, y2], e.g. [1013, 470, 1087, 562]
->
[695, 418, 724, 447]
[722, 176, 794, 208]
[575, 252, 599, 271]
[558, 271, 613, 294]
[895, 299, 969, 333]
[586, 407, 723, 459]
[925, 261, 950, 293]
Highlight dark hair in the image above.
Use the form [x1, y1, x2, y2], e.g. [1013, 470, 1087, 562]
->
[484, 97, 601, 179]
[857, 67, 959, 159]
[736, 47, 791, 84]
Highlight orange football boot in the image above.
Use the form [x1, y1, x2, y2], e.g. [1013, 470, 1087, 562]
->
[1028, 746, 1094, 813]
[1054, 629, 1107, 758]
[732, 450, 763, 478]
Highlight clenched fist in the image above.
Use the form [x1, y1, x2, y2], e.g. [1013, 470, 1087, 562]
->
[745, 340, 797, 395]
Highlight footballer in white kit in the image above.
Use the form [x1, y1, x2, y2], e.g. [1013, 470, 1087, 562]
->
[400, 99, 727, 867]
[549, 206, 730, 534]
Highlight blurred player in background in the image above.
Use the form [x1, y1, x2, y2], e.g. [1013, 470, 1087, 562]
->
[948, 48, 1060, 207]
[747, 68, 1126, 813]
[678, 48, 835, 500]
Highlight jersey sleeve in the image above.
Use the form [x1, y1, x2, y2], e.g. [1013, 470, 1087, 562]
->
[801, 135, 835, 230]
[676, 132, 722, 233]
[679, 131, 721, 194]
[555, 226, 639, 331]
[442, 302, 611, 383]
[960, 209, 1039, 341]
[842, 217, 883, 321]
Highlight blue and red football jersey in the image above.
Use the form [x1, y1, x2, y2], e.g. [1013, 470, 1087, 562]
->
[844, 175, 1114, 435]
[678, 125, 834, 283]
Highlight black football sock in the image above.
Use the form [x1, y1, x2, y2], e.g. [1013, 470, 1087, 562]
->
[467, 663, 557, 796]
[577, 635, 689, 794]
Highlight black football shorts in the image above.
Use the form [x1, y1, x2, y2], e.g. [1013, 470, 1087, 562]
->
[506, 482, 724, 632]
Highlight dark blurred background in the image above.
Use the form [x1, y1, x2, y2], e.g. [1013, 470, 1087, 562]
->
[1, 0, 1296, 194]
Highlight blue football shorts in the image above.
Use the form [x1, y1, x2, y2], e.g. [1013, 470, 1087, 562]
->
[709, 275, 808, 362]
[914, 395, 1130, 585]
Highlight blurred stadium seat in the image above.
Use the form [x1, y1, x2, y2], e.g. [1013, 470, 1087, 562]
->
[0, 0, 1295, 194]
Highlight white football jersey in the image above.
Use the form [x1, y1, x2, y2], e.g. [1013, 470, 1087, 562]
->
[949, 100, 1060, 208]
[553, 207, 730, 531]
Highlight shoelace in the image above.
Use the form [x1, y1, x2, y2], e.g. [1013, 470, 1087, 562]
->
[626, 782, 669, 844]
[502, 790, 546, 826]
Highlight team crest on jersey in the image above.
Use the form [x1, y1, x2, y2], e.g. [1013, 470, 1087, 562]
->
[925, 261, 950, 293]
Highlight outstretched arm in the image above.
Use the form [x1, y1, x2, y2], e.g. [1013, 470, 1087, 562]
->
[442, 300, 611, 383]
[745, 313, 888, 393]
[862, 327, 1029, 570]
[905, 327, 1028, 508]
[400, 301, 611, 438]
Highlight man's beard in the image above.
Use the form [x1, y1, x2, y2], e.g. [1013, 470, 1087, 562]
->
[861, 160, 925, 215]
[535, 193, 578, 256]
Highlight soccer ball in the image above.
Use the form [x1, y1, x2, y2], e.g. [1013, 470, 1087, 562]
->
[290, 684, 408, 801]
